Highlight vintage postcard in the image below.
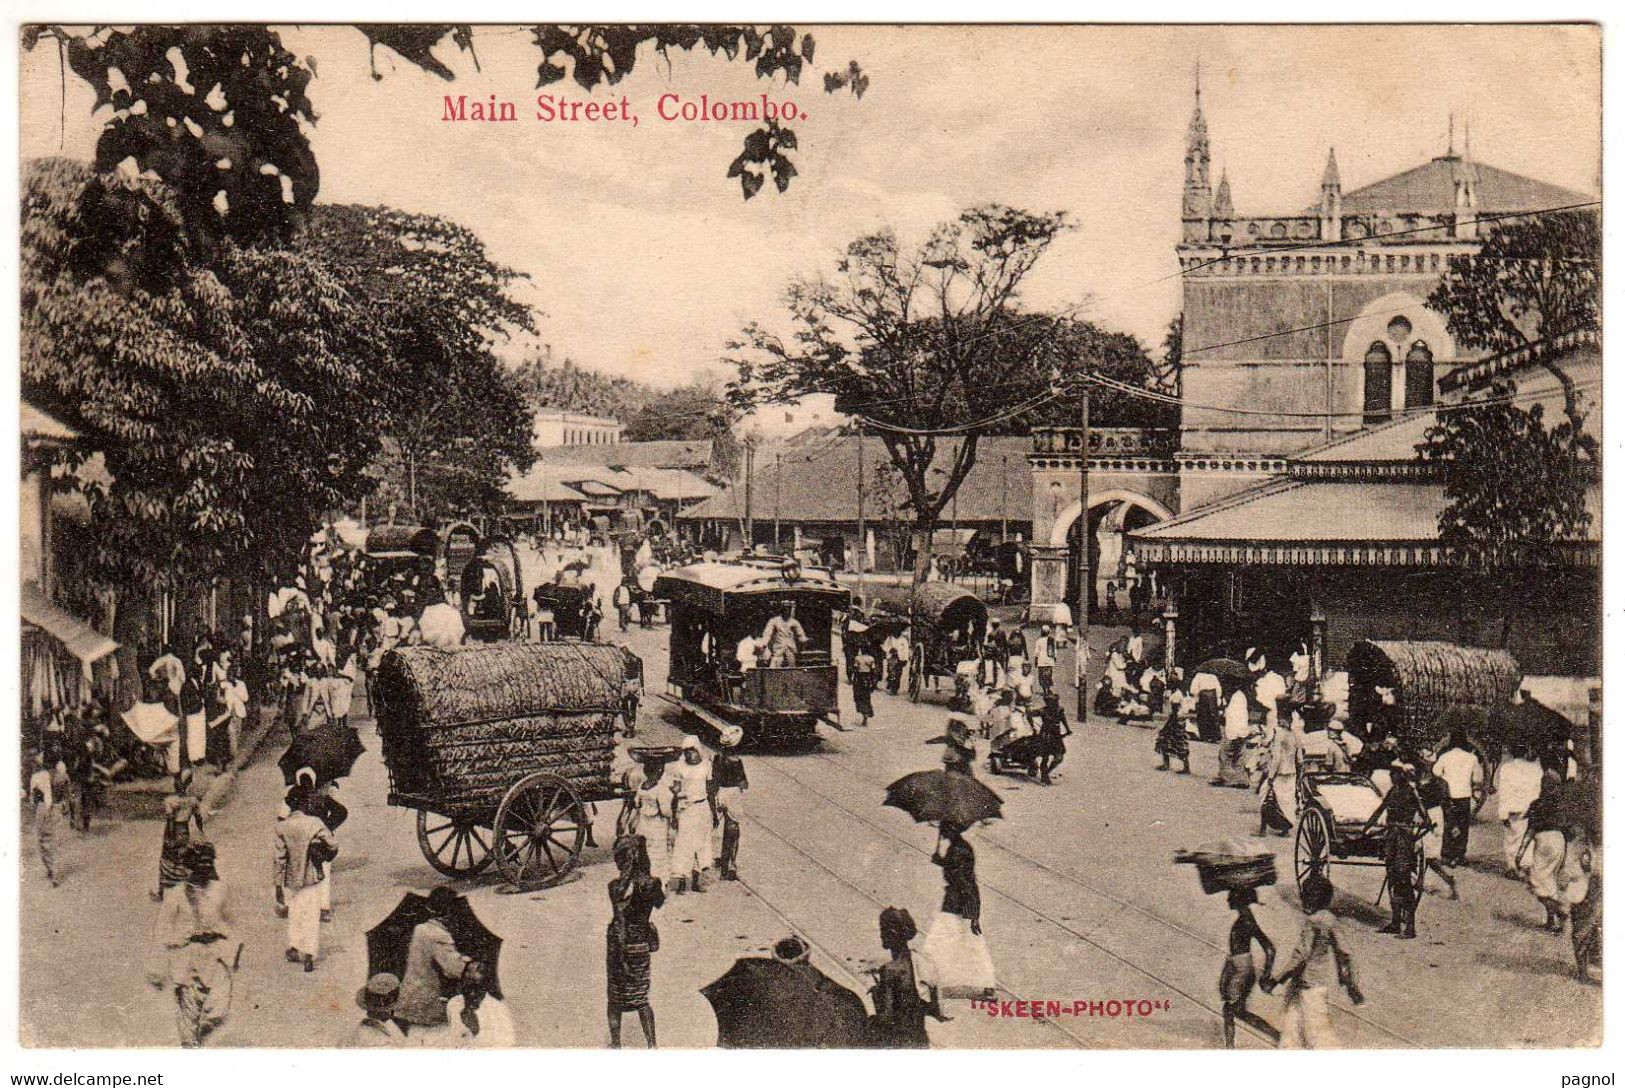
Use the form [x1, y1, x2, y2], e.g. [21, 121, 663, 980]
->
[15, 22, 1602, 1055]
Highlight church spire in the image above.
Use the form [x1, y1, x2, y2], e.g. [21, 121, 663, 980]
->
[1182, 65, 1212, 223]
[1320, 147, 1341, 194]
[1213, 169, 1234, 219]
[1319, 147, 1343, 241]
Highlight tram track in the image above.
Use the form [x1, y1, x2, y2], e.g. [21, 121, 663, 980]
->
[743, 739, 1422, 1048]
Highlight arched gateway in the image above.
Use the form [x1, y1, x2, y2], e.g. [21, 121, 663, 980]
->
[1027, 427, 1180, 616]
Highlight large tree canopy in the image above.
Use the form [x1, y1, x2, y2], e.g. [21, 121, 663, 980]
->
[300, 203, 538, 523]
[21, 157, 382, 587]
[1419, 209, 1600, 563]
[732, 204, 1114, 576]
[28, 22, 866, 245]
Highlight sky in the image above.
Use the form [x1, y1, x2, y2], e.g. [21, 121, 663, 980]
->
[20, 24, 1601, 391]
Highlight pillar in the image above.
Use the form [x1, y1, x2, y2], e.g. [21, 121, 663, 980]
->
[1309, 602, 1328, 700]
[1161, 602, 1179, 675]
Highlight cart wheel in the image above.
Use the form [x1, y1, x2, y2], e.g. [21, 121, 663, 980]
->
[908, 646, 924, 702]
[416, 810, 494, 878]
[1294, 807, 1332, 897]
[493, 772, 587, 887]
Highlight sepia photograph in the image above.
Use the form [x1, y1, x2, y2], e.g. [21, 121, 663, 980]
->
[13, 21, 1603, 1055]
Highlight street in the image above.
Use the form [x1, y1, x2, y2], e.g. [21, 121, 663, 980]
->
[20, 622, 1600, 1049]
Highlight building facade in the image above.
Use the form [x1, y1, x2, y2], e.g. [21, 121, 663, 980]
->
[532, 410, 624, 448]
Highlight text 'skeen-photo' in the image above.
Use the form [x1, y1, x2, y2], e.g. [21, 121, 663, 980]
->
[15, 23, 1602, 1052]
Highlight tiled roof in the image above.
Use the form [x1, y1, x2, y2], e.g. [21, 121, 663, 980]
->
[1336, 156, 1590, 215]
[21, 401, 76, 443]
[539, 439, 713, 470]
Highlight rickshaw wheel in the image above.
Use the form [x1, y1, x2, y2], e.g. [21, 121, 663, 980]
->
[493, 772, 588, 887]
[1409, 834, 1428, 907]
[1294, 807, 1332, 896]
[908, 645, 924, 702]
[416, 810, 495, 878]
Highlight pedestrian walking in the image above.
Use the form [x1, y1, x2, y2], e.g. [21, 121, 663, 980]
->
[633, 761, 675, 890]
[1035, 694, 1072, 786]
[156, 775, 205, 901]
[613, 580, 634, 632]
[1211, 688, 1254, 788]
[349, 974, 407, 1047]
[1257, 718, 1299, 837]
[396, 887, 474, 1033]
[1497, 745, 1543, 878]
[274, 786, 335, 972]
[1033, 625, 1056, 696]
[920, 821, 996, 1000]
[1263, 874, 1362, 1048]
[711, 726, 748, 881]
[867, 907, 945, 1048]
[1416, 769, 1460, 900]
[1523, 773, 1591, 934]
[172, 843, 239, 1049]
[28, 751, 64, 886]
[1155, 689, 1192, 774]
[1219, 888, 1278, 1048]
[980, 620, 1007, 689]
[851, 646, 879, 727]
[606, 835, 665, 1049]
[1432, 731, 1482, 866]
[669, 736, 713, 894]
[1363, 761, 1423, 938]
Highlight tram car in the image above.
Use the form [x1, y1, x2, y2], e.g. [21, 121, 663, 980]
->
[654, 556, 850, 746]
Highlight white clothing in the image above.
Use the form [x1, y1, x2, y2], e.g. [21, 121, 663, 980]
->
[1223, 691, 1252, 741]
[418, 996, 516, 1048]
[736, 637, 760, 672]
[1188, 672, 1223, 699]
[287, 882, 323, 956]
[670, 760, 713, 874]
[1033, 637, 1055, 668]
[1255, 671, 1288, 726]
[1496, 758, 1543, 819]
[918, 912, 996, 998]
[417, 604, 466, 649]
[1432, 748, 1483, 800]
[1126, 635, 1145, 663]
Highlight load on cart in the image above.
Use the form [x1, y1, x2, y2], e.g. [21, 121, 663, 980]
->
[373, 642, 641, 887]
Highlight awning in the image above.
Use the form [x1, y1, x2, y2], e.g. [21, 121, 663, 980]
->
[1130, 479, 1599, 567]
[21, 584, 117, 664]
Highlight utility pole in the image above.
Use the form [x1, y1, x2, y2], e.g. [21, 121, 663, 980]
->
[1000, 454, 1009, 544]
[744, 437, 755, 551]
[774, 452, 782, 552]
[855, 424, 866, 575]
[1076, 385, 1092, 722]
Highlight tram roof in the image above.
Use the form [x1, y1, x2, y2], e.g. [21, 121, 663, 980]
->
[653, 559, 849, 611]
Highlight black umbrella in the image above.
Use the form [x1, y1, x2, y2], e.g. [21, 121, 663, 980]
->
[279, 721, 366, 785]
[1194, 658, 1253, 696]
[365, 892, 504, 1000]
[701, 957, 871, 1048]
[884, 769, 1003, 827]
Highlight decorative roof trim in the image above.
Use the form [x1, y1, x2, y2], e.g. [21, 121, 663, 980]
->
[1439, 328, 1600, 392]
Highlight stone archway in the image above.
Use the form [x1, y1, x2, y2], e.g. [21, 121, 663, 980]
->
[1048, 491, 1175, 616]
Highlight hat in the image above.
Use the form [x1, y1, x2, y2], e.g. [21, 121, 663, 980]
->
[772, 936, 811, 965]
[718, 725, 744, 749]
[926, 715, 976, 751]
[357, 973, 401, 1014]
[427, 886, 461, 915]
[1328, 718, 1346, 732]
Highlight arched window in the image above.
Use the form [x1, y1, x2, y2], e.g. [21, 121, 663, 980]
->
[1404, 340, 1435, 410]
[1363, 341, 1393, 424]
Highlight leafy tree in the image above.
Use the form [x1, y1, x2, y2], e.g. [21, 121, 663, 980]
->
[21, 158, 382, 590]
[1158, 313, 1183, 397]
[622, 380, 733, 441]
[730, 204, 1078, 581]
[516, 348, 657, 421]
[28, 22, 866, 233]
[300, 204, 537, 523]
[1428, 209, 1600, 437]
[1419, 379, 1592, 566]
[1420, 209, 1600, 563]
[990, 320, 1175, 432]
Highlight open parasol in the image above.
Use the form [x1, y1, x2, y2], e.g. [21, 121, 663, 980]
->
[1194, 658, 1253, 695]
[701, 957, 871, 1048]
[279, 721, 366, 785]
[884, 769, 1002, 827]
[122, 701, 178, 746]
[365, 891, 504, 1000]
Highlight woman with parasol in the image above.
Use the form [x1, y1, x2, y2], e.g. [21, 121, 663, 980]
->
[606, 835, 665, 1048]
[921, 821, 996, 1000]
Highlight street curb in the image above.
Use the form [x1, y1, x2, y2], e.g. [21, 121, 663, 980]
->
[201, 703, 283, 815]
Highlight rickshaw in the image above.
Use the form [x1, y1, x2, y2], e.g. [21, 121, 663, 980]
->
[864, 583, 988, 702]
[532, 581, 597, 640]
[362, 524, 439, 587]
[1293, 770, 1429, 910]
[457, 536, 525, 643]
[1346, 640, 1523, 814]
[654, 556, 850, 746]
